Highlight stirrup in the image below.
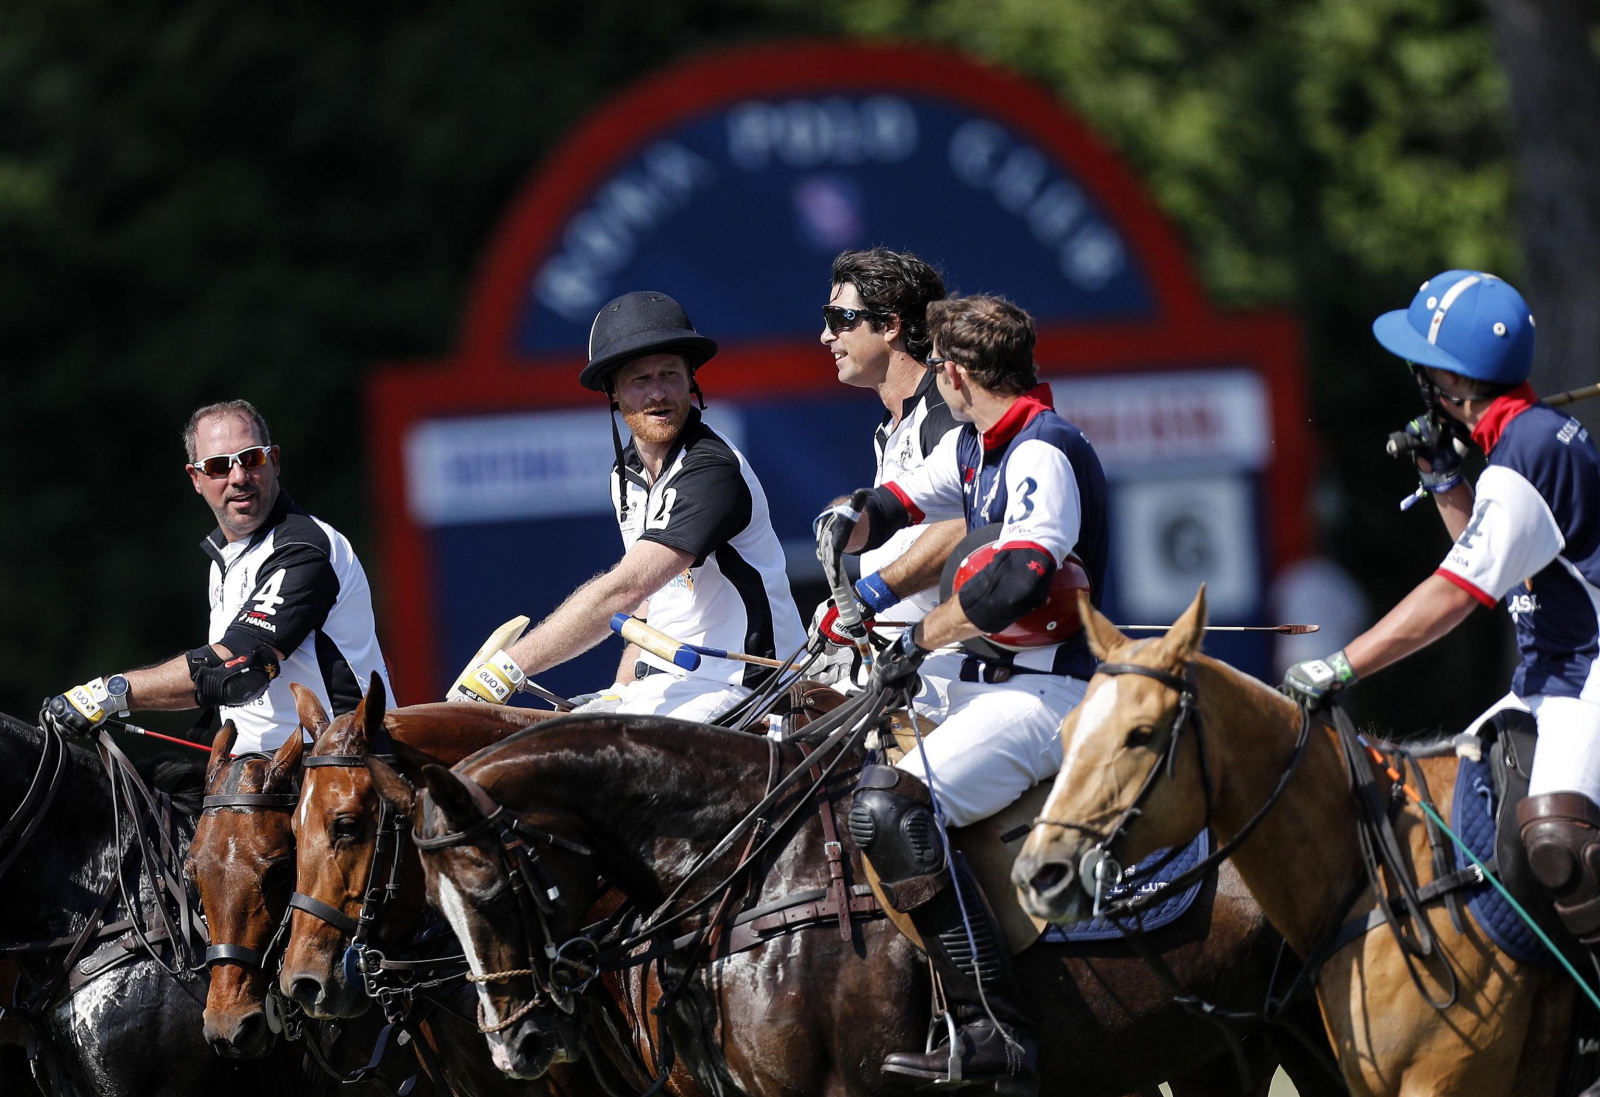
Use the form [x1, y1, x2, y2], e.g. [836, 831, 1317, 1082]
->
[900, 1012, 1037, 1097]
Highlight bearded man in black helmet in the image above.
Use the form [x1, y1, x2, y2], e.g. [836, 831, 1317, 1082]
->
[448, 291, 805, 720]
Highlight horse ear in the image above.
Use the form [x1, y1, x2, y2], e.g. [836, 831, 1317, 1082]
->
[365, 755, 415, 815]
[1080, 591, 1127, 660]
[362, 673, 388, 747]
[390, 739, 433, 783]
[206, 722, 238, 790]
[290, 684, 329, 740]
[1159, 584, 1209, 663]
[266, 725, 305, 793]
[421, 764, 480, 830]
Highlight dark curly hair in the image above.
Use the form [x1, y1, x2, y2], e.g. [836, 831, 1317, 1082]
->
[830, 248, 946, 362]
[926, 295, 1037, 396]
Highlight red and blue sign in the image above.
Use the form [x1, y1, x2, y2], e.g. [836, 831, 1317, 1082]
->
[369, 42, 1309, 703]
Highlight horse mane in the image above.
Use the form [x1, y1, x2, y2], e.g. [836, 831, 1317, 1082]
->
[142, 756, 207, 815]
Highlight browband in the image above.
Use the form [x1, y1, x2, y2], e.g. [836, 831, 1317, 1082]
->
[304, 753, 396, 769]
[202, 793, 299, 811]
[1095, 663, 1195, 695]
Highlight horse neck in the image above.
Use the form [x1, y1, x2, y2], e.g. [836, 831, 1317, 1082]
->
[479, 720, 777, 910]
[386, 704, 551, 768]
[1194, 659, 1364, 956]
[0, 719, 128, 943]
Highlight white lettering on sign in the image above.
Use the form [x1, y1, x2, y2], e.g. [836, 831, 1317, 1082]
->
[405, 408, 746, 527]
[949, 120, 1125, 290]
[726, 96, 917, 171]
[534, 142, 717, 322]
[1045, 370, 1270, 475]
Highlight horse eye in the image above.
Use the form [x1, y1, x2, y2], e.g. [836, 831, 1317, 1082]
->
[1125, 725, 1158, 748]
[331, 816, 364, 842]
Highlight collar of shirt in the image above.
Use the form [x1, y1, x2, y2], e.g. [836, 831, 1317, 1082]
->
[200, 489, 296, 566]
[1471, 382, 1539, 455]
[980, 382, 1056, 452]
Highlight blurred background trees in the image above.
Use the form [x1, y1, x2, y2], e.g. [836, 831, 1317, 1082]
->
[1, 0, 1593, 738]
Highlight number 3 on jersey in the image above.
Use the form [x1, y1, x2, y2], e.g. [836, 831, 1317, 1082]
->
[1006, 477, 1037, 523]
[646, 488, 678, 531]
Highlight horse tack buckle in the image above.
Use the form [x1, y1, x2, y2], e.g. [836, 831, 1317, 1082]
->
[1079, 848, 1122, 918]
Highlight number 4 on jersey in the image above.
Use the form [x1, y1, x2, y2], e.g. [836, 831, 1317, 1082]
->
[251, 569, 288, 616]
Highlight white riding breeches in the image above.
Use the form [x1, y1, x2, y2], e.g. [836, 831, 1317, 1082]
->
[894, 672, 1088, 828]
[1466, 690, 1600, 803]
[572, 673, 749, 723]
[833, 649, 963, 722]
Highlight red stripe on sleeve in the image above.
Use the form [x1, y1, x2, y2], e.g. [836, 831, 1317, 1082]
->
[884, 482, 925, 525]
[1434, 567, 1497, 608]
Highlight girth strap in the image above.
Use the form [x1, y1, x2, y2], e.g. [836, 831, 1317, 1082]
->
[289, 891, 360, 936]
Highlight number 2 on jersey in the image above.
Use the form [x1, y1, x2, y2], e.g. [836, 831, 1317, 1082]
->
[646, 488, 678, 531]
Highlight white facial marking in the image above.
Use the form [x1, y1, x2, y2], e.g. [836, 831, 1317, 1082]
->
[436, 874, 500, 1028]
[1061, 679, 1118, 784]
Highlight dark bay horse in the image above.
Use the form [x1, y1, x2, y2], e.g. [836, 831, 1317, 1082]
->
[0, 712, 308, 1096]
[1014, 589, 1572, 1097]
[362, 688, 1344, 1097]
[274, 682, 615, 1097]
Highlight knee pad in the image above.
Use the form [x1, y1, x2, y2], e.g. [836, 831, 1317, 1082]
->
[1518, 792, 1600, 942]
[849, 764, 947, 910]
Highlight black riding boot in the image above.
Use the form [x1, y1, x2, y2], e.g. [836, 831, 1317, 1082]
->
[881, 862, 1039, 1094]
[850, 765, 1038, 1094]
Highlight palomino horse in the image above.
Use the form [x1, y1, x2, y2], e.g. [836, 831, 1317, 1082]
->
[362, 681, 1345, 1097]
[0, 711, 308, 1096]
[274, 682, 618, 1097]
[1013, 588, 1575, 1097]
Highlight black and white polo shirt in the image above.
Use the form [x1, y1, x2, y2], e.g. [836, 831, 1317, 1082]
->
[202, 492, 391, 752]
[613, 409, 805, 688]
[861, 367, 962, 623]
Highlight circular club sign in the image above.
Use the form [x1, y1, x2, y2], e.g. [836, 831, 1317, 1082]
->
[370, 42, 1307, 701]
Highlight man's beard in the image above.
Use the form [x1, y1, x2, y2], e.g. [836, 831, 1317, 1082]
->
[621, 400, 690, 448]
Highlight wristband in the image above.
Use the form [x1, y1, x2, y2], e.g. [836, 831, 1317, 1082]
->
[854, 572, 898, 615]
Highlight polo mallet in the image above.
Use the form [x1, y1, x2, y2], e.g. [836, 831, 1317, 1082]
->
[609, 614, 787, 670]
[1545, 381, 1600, 408]
[876, 620, 1319, 634]
[816, 491, 874, 672]
[462, 616, 575, 710]
[105, 719, 213, 753]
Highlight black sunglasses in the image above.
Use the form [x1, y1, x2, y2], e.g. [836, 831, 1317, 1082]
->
[924, 355, 963, 371]
[822, 305, 890, 335]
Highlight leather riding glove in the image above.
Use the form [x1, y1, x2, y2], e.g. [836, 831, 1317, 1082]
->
[1280, 651, 1358, 709]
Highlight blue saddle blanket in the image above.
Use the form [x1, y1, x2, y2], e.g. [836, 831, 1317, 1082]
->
[1041, 831, 1210, 943]
[1451, 755, 1555, 967]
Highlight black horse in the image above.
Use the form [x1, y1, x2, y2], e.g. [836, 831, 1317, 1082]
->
[0, 712, 311, 1097]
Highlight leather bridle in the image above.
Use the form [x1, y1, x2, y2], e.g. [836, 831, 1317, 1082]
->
[288, 725, 403, 996]
[412, 769, 594, 1031]
[0, 722, 68, 886]
[199, 781, 300, 971]
[1034, 660, 1313, 921]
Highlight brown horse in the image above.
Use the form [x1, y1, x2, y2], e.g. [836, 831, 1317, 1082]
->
[275, 682, 621, 1097]
[1013, 588, 1574, 1097]
[363, 681, 1346, 1097]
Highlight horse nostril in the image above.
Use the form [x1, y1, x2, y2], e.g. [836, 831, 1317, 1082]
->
[289, 976, 324, 1010]
[1029, 861, 1074, 897]
[231, 1010, 268, 1053]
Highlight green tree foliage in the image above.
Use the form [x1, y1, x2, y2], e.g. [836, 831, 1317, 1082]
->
[0, 0, 1533, 736]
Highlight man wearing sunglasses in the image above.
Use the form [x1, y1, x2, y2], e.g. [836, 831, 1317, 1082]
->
[817, 295, 1109, 1091]
[1281, 273, 1600, 981]
[42, 399, 391, 753]
[447, 291, 804, 720]
[812, 248, 968, 712]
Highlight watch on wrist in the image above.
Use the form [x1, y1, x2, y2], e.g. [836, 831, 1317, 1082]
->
[105, 675, 131, 718]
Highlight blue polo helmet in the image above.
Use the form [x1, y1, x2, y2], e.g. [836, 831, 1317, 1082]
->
[1372, 271, 1535, 385]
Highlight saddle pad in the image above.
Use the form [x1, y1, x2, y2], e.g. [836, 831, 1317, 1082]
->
[1451, 755, 1555, 968]
[1040, 830, 1210, 943]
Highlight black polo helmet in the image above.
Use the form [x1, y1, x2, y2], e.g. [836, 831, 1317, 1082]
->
[579, 291, 718, 392]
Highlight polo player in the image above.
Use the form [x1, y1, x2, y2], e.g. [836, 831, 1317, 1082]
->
[810, 247, 968, 715]
[1282, 272, 1600, 1003]
[821, 294, 1110, 1092]
[43, 399, 391, 753]
[449, 291, 804, 721]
